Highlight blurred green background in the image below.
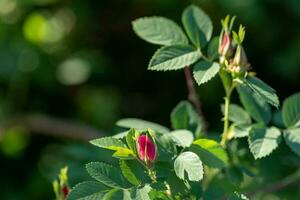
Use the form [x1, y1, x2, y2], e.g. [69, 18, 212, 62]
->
[0, 0, 299, 199]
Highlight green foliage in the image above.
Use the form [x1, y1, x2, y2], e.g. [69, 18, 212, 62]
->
[167, 130, 194, 147]
[221, 104, 251, 125]
[116, 118, 170, 134]
[67, 181, 108, 200]
[283, 127, 300, 156]
[174, 151, 203, 181]
[132, 17, 188, 46]
[191, 139, 228, 168]
[148, 45, 200, 71]
[248, 125, 281, 159]
[245, 76, 279, 108]
[237, 84, 271, 124]
[181, 5, 213, 48]
[86, 162, 132, 188]
[61, 4, 300, 200]
[207, 37, 219, 61]
[193, 61, 220, 85]
[171, 101, 203, 137]
[282, 92, 300, 128]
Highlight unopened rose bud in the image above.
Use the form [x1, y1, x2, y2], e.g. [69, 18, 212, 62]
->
[137, 134, 156, 163]
[229, 45, 250, 73]
[219, 31, 235, 59]
[62, 185, 69, 198]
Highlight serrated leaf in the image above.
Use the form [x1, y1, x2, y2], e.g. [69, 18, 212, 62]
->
[182, 4, 213, 48]
[174, 151, 203, 181]
[283, 127, 300, 156]
[168, 129, 194, 147]
[282, 92, 300, 128]
[103, 189, 132, 200]
[233, 124, 252, 138]
[221, 104, 251, 125]
[237, 84, 271, 124]
[86, 162, 131, 188]
[90, 137, 127, 150]
[193, 61, 220, 85]
[248, 126, 281, 159]
[171, 101, 203, 137]
[246, 77, 279, 108]
[207, 37, 219, 61]
[116, 118, 169, 133]
[132, 16, 188, 46]
[133, 185, 152, 200]
[191, 139, 228, 168]
[66, 181, 108, 200]
[148, 45, 200, 71]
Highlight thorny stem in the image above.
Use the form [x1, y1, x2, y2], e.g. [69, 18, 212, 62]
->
[183, 67, 207, 131]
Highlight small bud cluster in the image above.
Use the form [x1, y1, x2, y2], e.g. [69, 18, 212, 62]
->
[219, 16, 250, 74]
[53, 166, 70, 200]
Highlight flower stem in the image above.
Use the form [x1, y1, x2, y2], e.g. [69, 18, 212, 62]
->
[220, 84, 235, 147]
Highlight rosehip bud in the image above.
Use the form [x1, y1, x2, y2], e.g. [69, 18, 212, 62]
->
[137, 134, 156, 162]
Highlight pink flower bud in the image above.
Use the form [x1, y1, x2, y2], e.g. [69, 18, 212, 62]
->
[219, 32, 235, 59]
[137, 134, 156, 162]
[62, 185, 69, 198]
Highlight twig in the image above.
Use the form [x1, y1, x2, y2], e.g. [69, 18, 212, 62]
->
[183, 67, 207, 131]
[0, 114, 106, 141]
[247, 170, 300, 197]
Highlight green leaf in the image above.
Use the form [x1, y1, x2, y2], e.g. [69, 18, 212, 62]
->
[132, 16, 188, 46]
[174, 151, 203, 181]
[90, 137, 127, 150]
[119, 160, 140, 186]
[228, 191, 249, 200]
[283, 127, 300, 156]
[246, 77, 279, 108]
[171, 101, 203, 137]
[237, 84, 271, 124]
[221, 104, 251, 125]
[133, 185, 152, 200]
[232, 124, 252, 138]
[182, 4, 213, 48]
[193, 61, 220, 85]
[248, 126, 281, 159]
[116, 118, 169, 133]
[112, 148, 134, 159]
[103, 189, 132, 200]
[168, 129, 194, 147]
[191, 139, 228, 168]
[207, 37, 219, 61]
[90, 137, 134, 159]
[86, 162, 131, 188]
[66, 181, 108, 200]
[282, 92, 300, 128]
[126, 128, 137, 154]
[148, 45, 200, 71]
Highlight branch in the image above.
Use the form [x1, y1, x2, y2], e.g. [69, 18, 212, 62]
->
[0, 114, 107, 141]
[247, 170, 300, 197]
[184, 67, 207, 130]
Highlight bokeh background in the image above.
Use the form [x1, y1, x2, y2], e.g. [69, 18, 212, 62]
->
[0, 0, 299, 199]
